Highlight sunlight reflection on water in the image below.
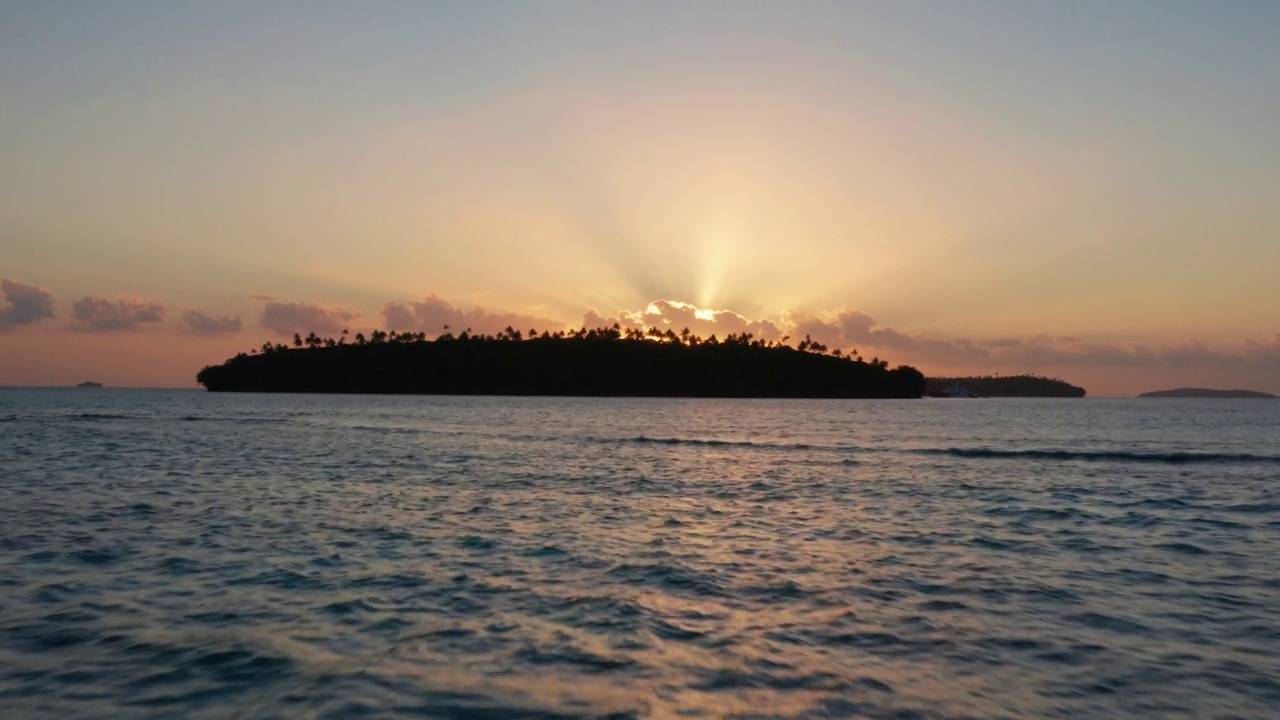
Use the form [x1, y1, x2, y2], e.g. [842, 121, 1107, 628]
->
[1, 390, 1278, 718]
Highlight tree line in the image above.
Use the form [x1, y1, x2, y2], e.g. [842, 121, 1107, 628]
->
[925, 374, 1086, 397]
[260, 324, 892, 367]
[199, 324, 924, 398]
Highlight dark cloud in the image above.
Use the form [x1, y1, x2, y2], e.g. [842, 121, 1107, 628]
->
[0, 278, 56, 331]
[260, 301, 358, 336]
[778, 309, 989, 363]
[988, 337, 1025, 349]
[998, 341, 1157, 368]
[1243, 334, 1280, 365]
[382, 294, 563, 336]
[835, 310, 989, 362]
[71, 295, 166, 332]
[793, 309, 1189, 369]
[180, 310, 242, 335]
[729, 305, 1280, 386]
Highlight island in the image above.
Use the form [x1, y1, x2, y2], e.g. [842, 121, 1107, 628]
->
[196, 326, 926, 398]
[925, 375, 1086, 398]
[75, 381, 104, 388]
[1138, 388, 1275, 399]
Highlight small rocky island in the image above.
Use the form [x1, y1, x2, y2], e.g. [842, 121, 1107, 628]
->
[75, 381, 104, 388]
[197, 326, 927, 398]
[925, 375, 1086, 398]
[1138, 388, 1276, 399]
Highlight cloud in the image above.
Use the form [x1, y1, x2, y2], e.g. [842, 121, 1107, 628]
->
[244, 290, 1280, 392]
[71, 295, 166, 332]
[0, 278, 56, 331]
[1243, 333, 1280, 365]
[587, 299, 784, 341]
[180, 310, 243, 335]
[770, 307, 1280, 394]
[382, 294, 564, 336]
[779, 308, 991, 364]
[590, 301, 1280, 390]
[260, 301, 358, 336]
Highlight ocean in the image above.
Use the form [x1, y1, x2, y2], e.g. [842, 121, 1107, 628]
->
[1, 389, 1278, 718]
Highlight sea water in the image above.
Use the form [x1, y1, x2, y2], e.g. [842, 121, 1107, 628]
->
[1, 389, 1278, 718]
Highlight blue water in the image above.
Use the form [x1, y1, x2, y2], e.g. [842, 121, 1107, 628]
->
[2, 390, 1279, 718]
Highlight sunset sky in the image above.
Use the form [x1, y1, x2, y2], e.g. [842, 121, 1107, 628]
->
[2, 1, 1278, 395]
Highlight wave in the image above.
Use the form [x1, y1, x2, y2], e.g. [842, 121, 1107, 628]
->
[925, 448, 1280, 464]
[69, 413, 132, 421]
[179, 416, 288, 424]
[345, 425, 423, 434]
[611, 435, 1279, 465]
[620, 436, 813, 451]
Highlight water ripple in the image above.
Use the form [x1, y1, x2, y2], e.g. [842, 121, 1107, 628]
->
[1, 391, 1278, 718]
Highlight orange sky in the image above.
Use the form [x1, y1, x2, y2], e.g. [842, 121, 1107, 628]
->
[3, 3, 1278, 395]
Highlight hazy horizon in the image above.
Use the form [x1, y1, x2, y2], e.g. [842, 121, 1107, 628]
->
[3, 2, 1278, 396]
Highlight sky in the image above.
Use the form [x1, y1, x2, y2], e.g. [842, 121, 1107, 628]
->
[2, 1, 1278, 396]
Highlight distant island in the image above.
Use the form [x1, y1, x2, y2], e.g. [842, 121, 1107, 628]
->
[75, 381, 103, 388]
[1138, 388, 1275, 399]
[925, 375, 1086, 398]
[197, 326, 927, 398]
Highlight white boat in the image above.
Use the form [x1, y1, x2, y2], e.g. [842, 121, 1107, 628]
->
[938, 383, 979, 398]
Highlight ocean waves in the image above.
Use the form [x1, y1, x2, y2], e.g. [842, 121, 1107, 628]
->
[624, 435, 812, 451]
[617, 435, 1280, 465]
[925, 447, 1280, 464]
[1, 391, 1278, 717]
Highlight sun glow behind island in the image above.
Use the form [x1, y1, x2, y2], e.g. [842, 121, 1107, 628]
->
[0, 3, 1278, 394]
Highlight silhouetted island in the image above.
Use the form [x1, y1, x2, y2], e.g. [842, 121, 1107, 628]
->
[1138, 388, 1275, 399]
[75, 381, 103, 388]
[197, 326, 926, 398]
[925, 375, 1086, 398]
